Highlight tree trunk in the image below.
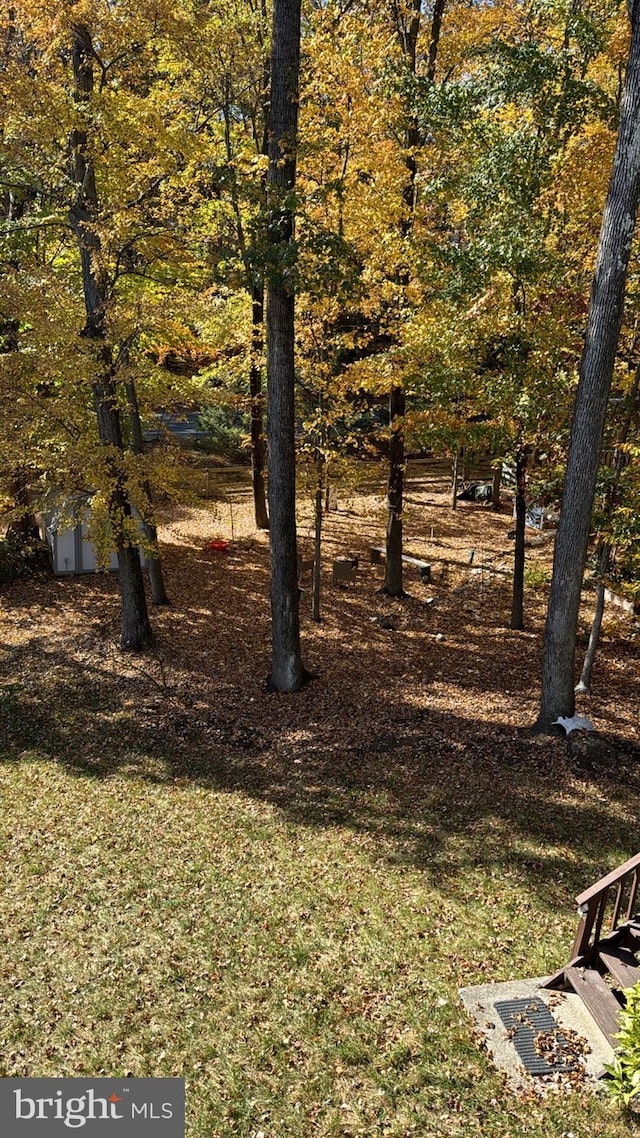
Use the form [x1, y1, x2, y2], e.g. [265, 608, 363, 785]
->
[94, 366, 153, 649]
[510, 449, 527, 630]
[396, 0, 422, 228]
[426, 0, 447, 83]
[451, 448, 459, 510]
[535, 2, 640, 731]
[224, 55, 270, 534]
[384, 0, 436, 596]
[118, 542, 154, 649]
[266, 0, 304, 691]
[1, 323, 38, 535]
[575, 579, 606, 695]
[575, 363, 639, 691]
[126, 378, 171, 606]
[312, 483, 323, 624]
[492, 464, 502, 509]
[575, 544, 610, 694]
[383, 384, 405, 596]
[251, 7, 270, 532]
[7, 467, 37, 536]
[144, 523, 170, 606]
[311, 428, 325, 623]
[250, 284, 269, 530]
[70, 25, 152, 650]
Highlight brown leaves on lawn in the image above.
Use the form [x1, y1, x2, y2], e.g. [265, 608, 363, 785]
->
[1, 463, 639, 861]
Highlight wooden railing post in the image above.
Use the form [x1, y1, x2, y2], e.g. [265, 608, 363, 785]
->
[572, 853, 640, 954]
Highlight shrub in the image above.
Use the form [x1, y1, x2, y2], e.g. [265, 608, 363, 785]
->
[523, 562, 550, 589]
[197, 405, 248, 463]
[0, 531, 52, 584]
[606, 982, 640, 1106]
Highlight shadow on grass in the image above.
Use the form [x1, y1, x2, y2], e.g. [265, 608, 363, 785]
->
[1, 518, 639, 919]
[1, 670, 638, 921]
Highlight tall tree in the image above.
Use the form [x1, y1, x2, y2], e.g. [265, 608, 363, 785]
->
[266, 0, 305, 691]
[383, 0, 446, 595]
[2, 2, 220, 640]
[510, 445, 528, 631]
[383, 0, 421, 597]
[69, 24, 152, 649]
[125, 373, 171, 607]
[575, 362, 639, 693]
[249, 282, 270, 530]
[250, 0, 271, 532]
[217, 5, 271, 531]
[535, 0, 640, 731]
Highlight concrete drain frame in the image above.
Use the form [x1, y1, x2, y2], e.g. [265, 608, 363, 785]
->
[459, 858, 640, 1094]
[458, 977, 615, 1095]
[494, 996, 579, 1076]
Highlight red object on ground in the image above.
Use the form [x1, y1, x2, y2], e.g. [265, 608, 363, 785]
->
[205, 539, 230, 553]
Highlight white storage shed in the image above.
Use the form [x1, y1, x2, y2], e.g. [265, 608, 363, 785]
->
[42, 494, 145, 576]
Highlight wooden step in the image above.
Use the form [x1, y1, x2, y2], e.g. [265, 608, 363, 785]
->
[565, 966, 623, 1047]
[599, 946, 640, 989]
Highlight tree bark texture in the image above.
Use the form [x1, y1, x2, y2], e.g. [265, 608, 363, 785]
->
[575, 544, 610, 694]
[462, 447, 470, 482]
[4, 306, 34, 534]
[451, 448, 459, 510]
[426, 0, 447, 83]
[252, 7, 271, 531]
[492, 464, 502, 509]
[70, 26, 152, 650]
[535, 2, 640, 730]
[510, 449, 527, 631]
[384, 1, 431, 592]
[383, 384, 405, 595]
[250, 284, 269, 530]
[223, 46, 270, 534]
[312, 483, 323, 624]
[7, 467, 37, 536]
[576, 363, 639, 691]
[266, 0, 304, 691]
[126, 379, 171, 606]
[397, 0, 421, 226]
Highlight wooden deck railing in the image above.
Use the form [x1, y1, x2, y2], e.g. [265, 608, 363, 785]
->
[571, 852, 640, 959]
[544, 853, 640, 1047]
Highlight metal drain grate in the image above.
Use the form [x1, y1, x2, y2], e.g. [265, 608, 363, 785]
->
[495, 996, 579, 1075]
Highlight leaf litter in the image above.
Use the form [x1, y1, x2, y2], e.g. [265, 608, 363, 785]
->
[0, 464, 638, 1137]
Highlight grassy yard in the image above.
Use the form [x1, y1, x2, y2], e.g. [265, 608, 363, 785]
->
[1, 756, 636, 1137]
[1, 466, 639, 1136]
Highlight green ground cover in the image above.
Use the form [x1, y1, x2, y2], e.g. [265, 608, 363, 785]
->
[0, 755, 636, 1137]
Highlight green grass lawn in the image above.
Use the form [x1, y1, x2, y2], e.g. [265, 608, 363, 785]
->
[1, 755, 636, 1137]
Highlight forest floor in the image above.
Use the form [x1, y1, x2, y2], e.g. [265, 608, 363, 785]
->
[1, 458, 639, 1137]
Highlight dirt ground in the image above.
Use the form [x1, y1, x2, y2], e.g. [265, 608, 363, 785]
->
[1, 457, 639, 828]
